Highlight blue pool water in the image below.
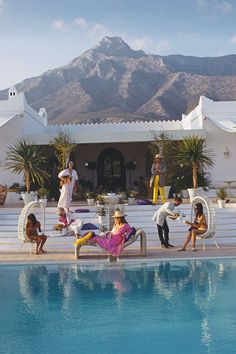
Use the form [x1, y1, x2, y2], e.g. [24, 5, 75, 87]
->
[0, 259, 236, 354]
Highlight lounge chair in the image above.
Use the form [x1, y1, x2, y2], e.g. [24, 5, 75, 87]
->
[0, 185, 7, 205]
[191, 195, 219, 251]
[74, 228, 147, 259]
[18, 201, 45, 253]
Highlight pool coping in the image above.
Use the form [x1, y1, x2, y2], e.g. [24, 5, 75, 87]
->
[1, 254, 236, 267]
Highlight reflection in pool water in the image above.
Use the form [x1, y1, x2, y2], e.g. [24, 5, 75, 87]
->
[0, 260, 236, 354]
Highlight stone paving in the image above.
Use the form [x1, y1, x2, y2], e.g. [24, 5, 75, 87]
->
[1, 244, 236, 265]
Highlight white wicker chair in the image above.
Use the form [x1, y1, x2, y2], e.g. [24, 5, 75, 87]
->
[18, 201, 45, 254]
[191, 196, 219, 251]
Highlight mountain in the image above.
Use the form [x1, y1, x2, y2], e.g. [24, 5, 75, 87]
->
[1, 36, 236, 124]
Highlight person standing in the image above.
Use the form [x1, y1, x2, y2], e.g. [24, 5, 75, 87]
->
[58, 161, 78, 201]
[150, 154, 166, 205]
[57, 175, 72, 212]
[153, 197, 182, 248]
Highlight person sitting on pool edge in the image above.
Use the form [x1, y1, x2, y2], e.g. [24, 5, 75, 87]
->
[178, 202, 207, 252]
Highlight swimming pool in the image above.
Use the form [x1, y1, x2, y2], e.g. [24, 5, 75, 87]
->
[0, 259, 236, 354]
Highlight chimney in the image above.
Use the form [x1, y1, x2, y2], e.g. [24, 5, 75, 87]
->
[38, 108, 48, 126]
[8, 85, 18, 99]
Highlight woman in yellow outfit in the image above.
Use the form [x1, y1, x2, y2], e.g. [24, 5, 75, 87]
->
[150, 154, 166, 205]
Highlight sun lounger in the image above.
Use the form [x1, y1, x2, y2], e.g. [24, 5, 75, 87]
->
[74, 228, 147, 259]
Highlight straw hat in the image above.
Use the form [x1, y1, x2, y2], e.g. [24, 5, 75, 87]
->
[112, 210, 126, 218]
[154, 154, 162, 159]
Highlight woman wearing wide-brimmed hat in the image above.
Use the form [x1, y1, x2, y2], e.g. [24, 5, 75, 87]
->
[90, 210, 132, 257]
[150, 154, 166, 205]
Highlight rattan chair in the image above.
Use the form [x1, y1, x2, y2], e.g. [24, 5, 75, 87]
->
[18, 201, 45, 253]
[191, 195, 219, 251]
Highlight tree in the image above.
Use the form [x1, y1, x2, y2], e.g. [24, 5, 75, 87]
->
[50, 129, 76, 171]
[5, 139, 49, 193]
[174, 135, 215, 189]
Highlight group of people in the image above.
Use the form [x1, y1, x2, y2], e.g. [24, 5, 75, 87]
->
[153, 197, 208, 251]
[26, 158, 208, 255]
[26, 197, 207, 255]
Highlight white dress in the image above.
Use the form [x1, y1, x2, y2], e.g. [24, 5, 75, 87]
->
[58, 168, 78, 201]
[57, 183, 71, 209]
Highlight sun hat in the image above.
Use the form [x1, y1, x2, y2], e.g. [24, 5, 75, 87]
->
[154, 154, 162, 159]
[112, 210, 126, 218]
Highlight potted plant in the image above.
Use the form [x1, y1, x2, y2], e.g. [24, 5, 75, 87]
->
[174, 135, 215, 202]
[5, 139, 49, 205]
[96, 194, 106, 206]
[96, 206, 108, 224]
[127, 190, 138, 205]
[216, 187, 228, 208]
[37, 187, 49, 207]
[85, 191, 95, 206]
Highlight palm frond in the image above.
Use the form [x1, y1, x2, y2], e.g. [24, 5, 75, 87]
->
[5, 139, 49, 190]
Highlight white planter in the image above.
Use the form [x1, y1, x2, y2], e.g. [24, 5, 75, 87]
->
[39, 198, 47, 207]
[187, 188, 202, 203]
[181, 189, 189, 198]
[87, 198, 94, 206]
[128, 197, 136, 205]
[5, 191, 20, 204]
[164, 185, 171, 199]
[21, 192, 37, 205]
[217, 199, 226, 208]
[98, 215, 107, 224]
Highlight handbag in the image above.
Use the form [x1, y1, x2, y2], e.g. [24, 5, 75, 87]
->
[149, 175, 154, 188]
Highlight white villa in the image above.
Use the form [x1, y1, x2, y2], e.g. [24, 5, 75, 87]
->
[0, 86, 236, 192]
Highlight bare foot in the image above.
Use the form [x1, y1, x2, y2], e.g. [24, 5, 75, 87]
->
[39, 249, 47, 253]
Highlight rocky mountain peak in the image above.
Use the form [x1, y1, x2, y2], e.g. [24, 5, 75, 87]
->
[93, 36, 146, 58]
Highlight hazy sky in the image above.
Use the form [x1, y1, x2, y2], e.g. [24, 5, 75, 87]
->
[1, 0, 236, 89]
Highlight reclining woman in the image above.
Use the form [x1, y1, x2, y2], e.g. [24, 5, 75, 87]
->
[178, 202, 207, 252]
[88, 210, 132, 257]
[57, 207, 83, 238]
[26, 213, 48, 254]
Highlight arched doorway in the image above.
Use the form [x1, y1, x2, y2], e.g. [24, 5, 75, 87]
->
[97, 148, 126, 192]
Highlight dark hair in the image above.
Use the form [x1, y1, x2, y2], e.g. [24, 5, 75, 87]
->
[195, 203, 203, 216]
[27, 213, 37, 226]
[174, 197, 182, 203]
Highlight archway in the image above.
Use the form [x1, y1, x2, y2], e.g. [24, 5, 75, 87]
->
[97, 148, 126, 192]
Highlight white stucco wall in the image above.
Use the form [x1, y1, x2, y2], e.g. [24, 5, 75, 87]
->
[0, 116, 25, 186]
[204, 118, 236, 188]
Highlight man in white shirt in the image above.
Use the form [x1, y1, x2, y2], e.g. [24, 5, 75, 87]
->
[58, 161, 78, 201]
[153, 197, 182, 248]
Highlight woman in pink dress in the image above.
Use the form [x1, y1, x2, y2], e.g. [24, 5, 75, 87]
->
[92, 210, 132, 257]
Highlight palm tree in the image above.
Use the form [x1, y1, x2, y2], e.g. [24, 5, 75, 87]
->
[174, 135, 215, 189]
[5, 139, 49, 193]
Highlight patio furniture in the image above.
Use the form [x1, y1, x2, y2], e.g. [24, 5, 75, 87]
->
[218, 180, 236, 197]
[0, 185, 7, 205]
[74, 228, 147, 259]
[18, 201, 45, 253]
[191, 196, 219, 251]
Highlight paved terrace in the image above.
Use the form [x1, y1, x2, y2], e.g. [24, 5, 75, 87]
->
[1, 200, 236, 264]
